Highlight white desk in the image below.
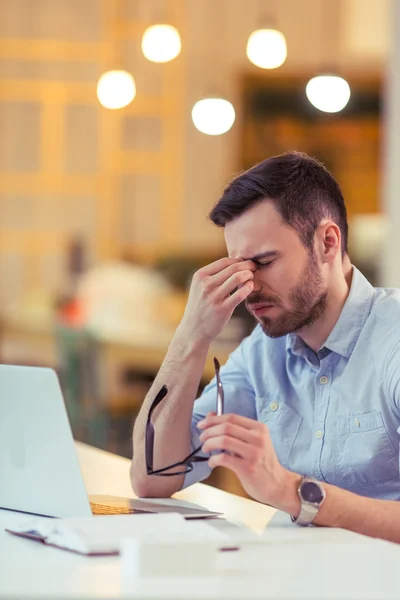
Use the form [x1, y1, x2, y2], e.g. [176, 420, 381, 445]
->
[1, 443, 400, 600]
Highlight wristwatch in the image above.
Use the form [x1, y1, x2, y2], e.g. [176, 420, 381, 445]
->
[291, 476, 326, 526]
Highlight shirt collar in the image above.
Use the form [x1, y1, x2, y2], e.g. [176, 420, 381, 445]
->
[287, 266, 375, 360]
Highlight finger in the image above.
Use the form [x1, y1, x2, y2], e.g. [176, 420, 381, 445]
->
[199, 422, 263, 446]
[198, 413, 259, 431]
[210, 260, 257, 287]
[208, 452, 244, 473]
[202, 435, 254, 458]
[213, 270, 255, 303]
[224, 280, 254, 311]
[199, 257, 243, 277]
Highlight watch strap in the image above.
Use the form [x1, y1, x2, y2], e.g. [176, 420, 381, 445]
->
[291, 501, 319, 526]
[291, 476, 325, 526]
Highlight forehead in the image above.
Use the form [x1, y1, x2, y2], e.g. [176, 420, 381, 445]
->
[224, 200, 302, 258]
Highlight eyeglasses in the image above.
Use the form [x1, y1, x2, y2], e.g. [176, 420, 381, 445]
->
[145, 357, 224, 477]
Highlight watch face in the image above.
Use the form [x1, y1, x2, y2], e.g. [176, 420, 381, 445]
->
[301, 480, 324, 504]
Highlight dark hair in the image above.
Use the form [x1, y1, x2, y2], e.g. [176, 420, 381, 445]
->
[209, 151, 348, 255]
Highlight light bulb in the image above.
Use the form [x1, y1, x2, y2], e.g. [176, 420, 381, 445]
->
[246, 28, 287, 69]
[97, 70, 136, 110]
[141, 24, 181, 63]
[191, 98, 236, 136]
[306, 75, 351, 113]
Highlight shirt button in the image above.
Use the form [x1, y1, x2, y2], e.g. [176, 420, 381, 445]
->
[269, 402, 278, 411]
[315, 430, 323, 439]
[319, 376, 329, 385]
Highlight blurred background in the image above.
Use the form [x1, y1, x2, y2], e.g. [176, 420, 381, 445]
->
[0, 0, 397, 497]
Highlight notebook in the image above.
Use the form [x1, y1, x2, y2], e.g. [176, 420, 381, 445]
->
[5, 512, 234, 556]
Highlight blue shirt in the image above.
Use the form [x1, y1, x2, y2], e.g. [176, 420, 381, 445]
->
[184, 267, 400, 500]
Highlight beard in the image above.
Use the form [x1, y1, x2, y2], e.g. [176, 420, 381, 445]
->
[245, 250, 328, 338]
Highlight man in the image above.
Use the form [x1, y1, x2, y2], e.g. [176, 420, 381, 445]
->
[131, 151, 400, 543]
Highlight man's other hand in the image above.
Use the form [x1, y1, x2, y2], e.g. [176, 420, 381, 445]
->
[198, 413, 301, 515]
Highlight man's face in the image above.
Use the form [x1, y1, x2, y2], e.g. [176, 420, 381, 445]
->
[224, 200, 328, 338]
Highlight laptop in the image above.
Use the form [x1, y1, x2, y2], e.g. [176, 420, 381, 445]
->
[0, 365, 219, 520]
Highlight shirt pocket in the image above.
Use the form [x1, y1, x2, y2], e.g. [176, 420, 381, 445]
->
[335, 410, 399, 487]
[256, 396, 303, 469]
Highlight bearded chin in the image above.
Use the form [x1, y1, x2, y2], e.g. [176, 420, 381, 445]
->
[259, 316, 288, 339]
[259, 251, 328, 338]
[259, 292, 327, 338]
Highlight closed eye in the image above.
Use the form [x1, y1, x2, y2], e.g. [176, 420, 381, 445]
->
[253, 260, 273, 270]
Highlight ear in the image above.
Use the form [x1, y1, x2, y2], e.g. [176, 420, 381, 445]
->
[315, 221, 341, 264]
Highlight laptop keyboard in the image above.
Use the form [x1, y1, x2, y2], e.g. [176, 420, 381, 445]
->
[90, 502, 149, 515]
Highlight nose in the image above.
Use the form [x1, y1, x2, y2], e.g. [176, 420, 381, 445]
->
[252, 270, 263, 293]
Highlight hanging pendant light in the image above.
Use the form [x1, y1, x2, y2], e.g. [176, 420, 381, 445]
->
[97, 70, 136, 110]
[191, 4, 235, 136]
[306, 74, 351, 113]
[192, 97, 235, 136]
[246, 28, 287, 69]
[305, 0, 351, 114]
[142, 24, 181, 63]
[96, 2, 136, 110]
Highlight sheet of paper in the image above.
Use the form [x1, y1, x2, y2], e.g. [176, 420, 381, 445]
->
[67, 513, 227, 541]
[13, 513, 231, 554]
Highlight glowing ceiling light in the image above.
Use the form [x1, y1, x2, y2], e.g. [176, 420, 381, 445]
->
[141, 24, 181, 63]
[97, 70, 136, 110]
[191, 98, 236, 136]
[246, 28, 287, 69]
[306, 74, 351, 113]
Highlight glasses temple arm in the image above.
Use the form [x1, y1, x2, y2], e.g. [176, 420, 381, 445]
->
[145, 385, 168, 472]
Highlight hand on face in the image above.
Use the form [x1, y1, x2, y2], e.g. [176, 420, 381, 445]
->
[197, 413, 300, 512]
[180, 257, 256, 343]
